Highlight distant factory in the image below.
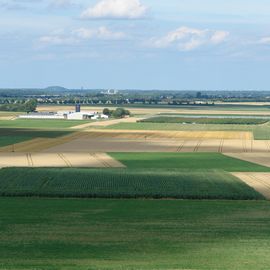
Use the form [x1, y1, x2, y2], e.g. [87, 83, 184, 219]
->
[18, 105, 109, 121]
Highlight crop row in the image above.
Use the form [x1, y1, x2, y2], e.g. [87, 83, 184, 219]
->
[0, 168, 264, 200]
[139, 116, 269, 125]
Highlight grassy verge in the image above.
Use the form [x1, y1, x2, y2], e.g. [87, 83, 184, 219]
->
[1, 198, 270, 270]
[0, 167, 263, 200]
[110, 153, 270, 171]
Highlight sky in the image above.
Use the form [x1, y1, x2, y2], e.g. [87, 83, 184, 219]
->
[1, 0, 270, 90]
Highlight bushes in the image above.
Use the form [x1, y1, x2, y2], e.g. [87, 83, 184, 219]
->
[103, 107, 130, 118]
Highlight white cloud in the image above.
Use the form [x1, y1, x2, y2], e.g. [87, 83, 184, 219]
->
[258, 37, 270, 45]
[148, 27, 229, 51]
[73, 27, 125, 40]
[39, 35, 76, 46]
[81, 0, 148, 19]
[39, 26, 125, 46]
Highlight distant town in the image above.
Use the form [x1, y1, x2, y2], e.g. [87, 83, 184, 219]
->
[1, 86, 270, 113]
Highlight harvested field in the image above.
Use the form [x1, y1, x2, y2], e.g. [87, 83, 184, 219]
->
[105, 122, 270, 140]
[46, 138, 178, 152]
[232, 173, 270, 200]
[45, 137, 270, 153]
[0, 132, 85, 152]
[83, 129, 254, 140]
[0, 152, 124, 168]
[225, 153, 270, 167]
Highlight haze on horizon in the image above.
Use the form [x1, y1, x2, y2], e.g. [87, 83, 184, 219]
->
[0, 0, 270, 90]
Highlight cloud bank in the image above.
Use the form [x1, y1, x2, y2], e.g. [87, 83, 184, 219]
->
[39, 26, 126, 46]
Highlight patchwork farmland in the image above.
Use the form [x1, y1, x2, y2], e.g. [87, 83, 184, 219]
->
[1, 104, 270, 270]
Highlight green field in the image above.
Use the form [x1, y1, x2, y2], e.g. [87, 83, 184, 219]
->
[110, 153, 270, 171]
[140, 116, 269, 125]
[0, 128, 71, 147]
[0, 119, 90, 129]
[0, 167, 263, 200]
[105, 122, 270, 139]
[1, 198, 270, 270]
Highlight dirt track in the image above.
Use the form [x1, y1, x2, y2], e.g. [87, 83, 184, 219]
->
[0, 152, 125, 168]
[232, 172, 270, 200]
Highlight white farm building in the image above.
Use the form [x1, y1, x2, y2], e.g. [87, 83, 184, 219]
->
[19, 105, 109, 121]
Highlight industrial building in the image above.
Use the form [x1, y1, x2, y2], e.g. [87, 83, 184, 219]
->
[18, 105, 109, 121]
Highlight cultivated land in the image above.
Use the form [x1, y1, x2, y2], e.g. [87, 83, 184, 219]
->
[0, 168, 262, 199]
[37, 104, 270, 114]
[1, 198, 270, 270]
[140, 116, 269, 125]
[104, 122, 270, 140]
[0, 152, 125, 168]
[110, 152, 270, 171]
[2, 104, 270, 269]
[0, 128, 71, 147]
[0, 119, 90, 129]
[0, 153, 267, 200]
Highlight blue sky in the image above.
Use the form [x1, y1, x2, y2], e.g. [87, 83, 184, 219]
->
[1, 0, 270, 90]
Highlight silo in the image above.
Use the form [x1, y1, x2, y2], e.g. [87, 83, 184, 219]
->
[75, 104, 81, 113]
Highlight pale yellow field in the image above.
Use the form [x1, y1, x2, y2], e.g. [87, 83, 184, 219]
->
[1, 128, 266, 153]
[82, 129, 253, 140]
[0, 152, 125, 168]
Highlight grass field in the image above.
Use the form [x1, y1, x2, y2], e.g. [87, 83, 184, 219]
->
[110, 153, 270, 171]
[140, 116, 269, 125]
[0, 119, 90, 129]
[105, 122, 270, 139]
[0, 128, 72, 147]
[1, 198, 270, 270]
[0, 167, 263, 200]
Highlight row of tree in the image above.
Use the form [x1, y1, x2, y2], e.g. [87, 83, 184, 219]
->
[0, 99, 37, 112]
